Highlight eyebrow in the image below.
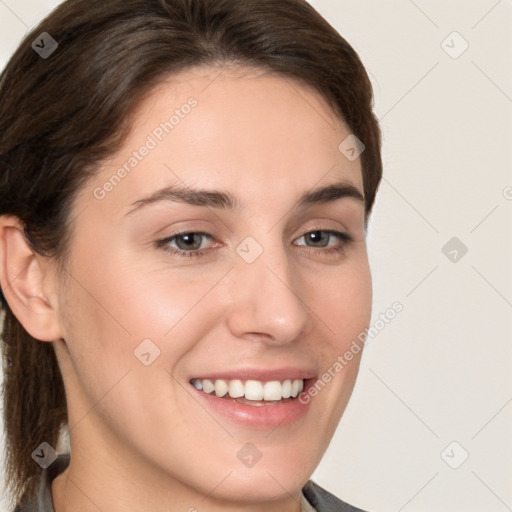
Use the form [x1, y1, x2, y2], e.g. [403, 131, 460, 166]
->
[125, 178, 364, 216]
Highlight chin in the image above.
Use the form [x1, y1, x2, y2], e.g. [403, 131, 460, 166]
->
[207, 458, 312, 503]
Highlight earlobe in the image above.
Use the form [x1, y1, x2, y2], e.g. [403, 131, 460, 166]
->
[0, 215, 64, 342]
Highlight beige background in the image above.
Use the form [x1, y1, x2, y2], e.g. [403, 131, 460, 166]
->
[1, 1, 511, 511]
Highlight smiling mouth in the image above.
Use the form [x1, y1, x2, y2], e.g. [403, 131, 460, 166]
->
[190, 378, 305, 405]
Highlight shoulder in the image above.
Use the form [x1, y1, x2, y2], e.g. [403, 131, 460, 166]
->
[302, 479, 371, 512]
[14, 453, 71, 512]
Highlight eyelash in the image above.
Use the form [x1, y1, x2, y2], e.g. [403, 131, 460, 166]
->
[155, 228, 353, 259]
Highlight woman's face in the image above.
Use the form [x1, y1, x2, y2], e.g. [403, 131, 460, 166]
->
[53, 65, 372, 507]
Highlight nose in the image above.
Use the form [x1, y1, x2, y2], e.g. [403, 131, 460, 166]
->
[225, 239, 313, 345]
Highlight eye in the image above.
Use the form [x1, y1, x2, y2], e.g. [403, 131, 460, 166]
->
[294, 229, 353, 255]
[155, 228, 353, 259]
[155, 231, 214, 258]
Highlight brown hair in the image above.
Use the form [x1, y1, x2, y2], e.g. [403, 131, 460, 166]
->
[0, 0, 382, 505]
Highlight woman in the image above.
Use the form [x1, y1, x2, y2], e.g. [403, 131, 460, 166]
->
[0, 0, 382, 510]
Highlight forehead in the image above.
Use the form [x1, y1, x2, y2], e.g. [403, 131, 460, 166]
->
[78, 64, 363, 219]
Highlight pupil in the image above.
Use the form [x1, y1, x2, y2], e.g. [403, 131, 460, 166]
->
[309, 231, 325, 246]
[180, 233, 200, 250]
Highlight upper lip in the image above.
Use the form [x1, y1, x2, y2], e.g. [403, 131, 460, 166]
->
[189, 367, 317, 382]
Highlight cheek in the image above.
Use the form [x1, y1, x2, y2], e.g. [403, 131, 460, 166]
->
[57, 256, 210, 439]
[58, 251, 227, 418]
[301, 255, 371, 420]
[65, 241, 214, 341]
[307, 255, 372, 351]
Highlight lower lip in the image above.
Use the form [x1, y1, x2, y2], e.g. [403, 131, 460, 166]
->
[190, 379, 315, 429]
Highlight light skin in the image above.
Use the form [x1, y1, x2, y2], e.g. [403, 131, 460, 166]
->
[0, 65, 372, 511]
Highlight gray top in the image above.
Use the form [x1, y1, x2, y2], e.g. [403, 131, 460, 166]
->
[14, 454, 369, 512]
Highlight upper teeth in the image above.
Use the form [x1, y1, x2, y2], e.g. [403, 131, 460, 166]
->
[191, 378, 304, 401]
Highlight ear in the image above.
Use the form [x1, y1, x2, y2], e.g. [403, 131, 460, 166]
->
[0, 215, 64, 342]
